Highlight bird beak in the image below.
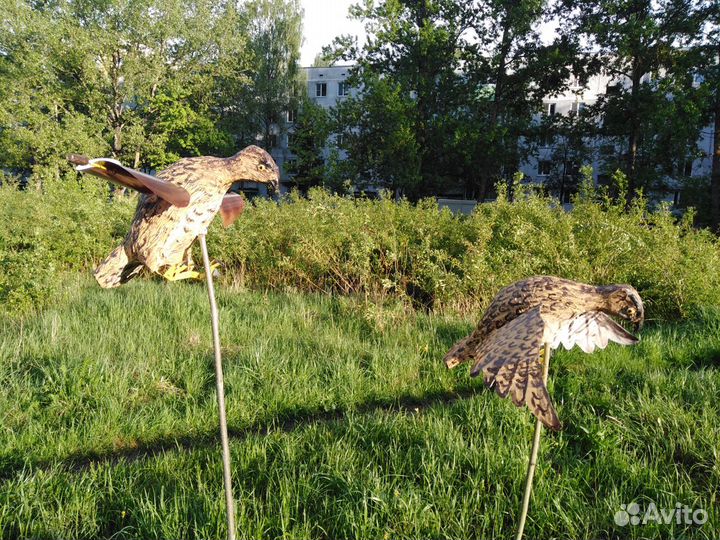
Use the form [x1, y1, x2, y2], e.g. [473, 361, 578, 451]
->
[68, 153, 89, 166]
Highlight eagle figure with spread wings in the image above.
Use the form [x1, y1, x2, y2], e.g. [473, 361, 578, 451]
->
[69, 146, 279, 288]
[444, 276, 644, 430]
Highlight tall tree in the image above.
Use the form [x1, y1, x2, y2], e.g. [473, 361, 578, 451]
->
[327, 0, 468, 199]
[697, 1, 720, 231]
[327, 0, 571, 200]
[558, 0, 709, 198]
[460, 0, 575, 200]
[285, 97, 331, 192]
[0, 0, 107, 182]
[242, 0, 303, 153]
[544, 111, 595, 202]
[0, 0, 254, 183]
[332, 73, 423, 195]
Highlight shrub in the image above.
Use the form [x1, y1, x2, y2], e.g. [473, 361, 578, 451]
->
[210, 186, 720, 320]
[1, 180, 719, 320]
[0, 179, 133, 315]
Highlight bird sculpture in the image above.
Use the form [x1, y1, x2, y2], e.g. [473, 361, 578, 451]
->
[444, 276, 644, 430]
[69, 145, 279, 539]
[69, 145, 279, 288]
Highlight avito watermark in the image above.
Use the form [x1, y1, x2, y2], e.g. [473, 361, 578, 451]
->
[615, 502, 707, 527]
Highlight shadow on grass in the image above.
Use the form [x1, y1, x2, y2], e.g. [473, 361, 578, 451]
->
[0, 382, 486, 481]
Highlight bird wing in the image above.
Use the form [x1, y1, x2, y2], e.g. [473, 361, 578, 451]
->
[219, 193, 246, 227]
[70, 155, 190, 208]
[470, 307, 561, 431]
[551, 311, 639, 354]
[443, 334, 475, 369]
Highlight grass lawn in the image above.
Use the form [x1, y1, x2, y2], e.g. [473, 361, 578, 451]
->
[0, 277, 718, 539]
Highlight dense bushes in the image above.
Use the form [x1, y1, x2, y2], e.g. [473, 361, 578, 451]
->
[211, 187, 720, 319]
[2, 180, 719, 319]
[0, 179, 134, 314]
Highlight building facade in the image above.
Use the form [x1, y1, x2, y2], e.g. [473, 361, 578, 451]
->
[519, 72, 714, 204]
[266, 66, 714, 204]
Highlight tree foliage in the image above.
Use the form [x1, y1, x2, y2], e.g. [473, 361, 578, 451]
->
[1, 0, 717, 214]
[324, 0, 576, 200]
[0, 0, 301, 183]
[242, 0, 303, 152]
[286, 96, 331, 192]
[327, 0, 468, 199]
[557, 0, 712, 198]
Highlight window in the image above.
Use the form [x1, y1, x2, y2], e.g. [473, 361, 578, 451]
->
[538, 160, 552, 176]
[565, 161, 580, 177]
[269, 134, 278, 148]
[540, 133, 553, 147]
[287, 132, 295, 148]
[683, 160, 693, 177]
[571, 102, 586, 114]
[287, 109, 297, 123]
[315, 82, 327, 97]
[338, 81, 350, 96]
[545, 103, 556, 116]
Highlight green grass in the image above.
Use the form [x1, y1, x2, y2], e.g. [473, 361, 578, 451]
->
[0, 277, 718, 539]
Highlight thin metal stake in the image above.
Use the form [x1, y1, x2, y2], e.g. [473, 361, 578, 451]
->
[199, 234, 236, 540]
[515, 342, 552, 540]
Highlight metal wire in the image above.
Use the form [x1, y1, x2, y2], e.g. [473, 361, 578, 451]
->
[515, 343, 552, 540]
[200, 234, 236, 540]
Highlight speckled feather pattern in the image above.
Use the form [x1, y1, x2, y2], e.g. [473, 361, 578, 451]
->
[127, 157, 230, 273]
[93, 146, 279, 288]
[444, 276, 643, 430]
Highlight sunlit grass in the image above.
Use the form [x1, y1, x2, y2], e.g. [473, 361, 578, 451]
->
[0, 277, 718, 539]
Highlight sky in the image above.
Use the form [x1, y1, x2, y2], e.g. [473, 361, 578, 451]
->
[298, 1, 557, 66]
[300, 0, 366, 66]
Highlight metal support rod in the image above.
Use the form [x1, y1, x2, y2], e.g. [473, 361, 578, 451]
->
[199, 234, 236, 540]
[515, 343, 552, 540]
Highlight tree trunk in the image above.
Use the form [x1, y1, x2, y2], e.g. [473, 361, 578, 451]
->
[626, 59, 642, 200]
[414, 0, 430, 199]
[560, 148, 568, 202]
[475, 10, 513, 203]
[625, 0, 648, 201]
[711, 87, 720, 233]
[475, 175, 490, 202]
[113, 125, 122, 156]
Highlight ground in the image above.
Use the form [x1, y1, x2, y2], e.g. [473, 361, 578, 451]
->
[0, 278, 718, 539]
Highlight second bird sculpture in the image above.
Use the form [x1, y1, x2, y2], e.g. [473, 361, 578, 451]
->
[69, 146, 279, 288]
[444, 275, 644, 430]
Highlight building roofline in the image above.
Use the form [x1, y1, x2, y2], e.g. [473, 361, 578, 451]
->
[301, 64, 356, 69]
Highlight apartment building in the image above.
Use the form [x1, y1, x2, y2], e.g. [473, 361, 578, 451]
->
[269, 66, 714, 202]
[261, 66, 357, 195]
[521, 71, 714, 203]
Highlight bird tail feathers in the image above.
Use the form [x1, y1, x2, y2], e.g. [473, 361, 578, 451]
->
[94, 245, 142, 288]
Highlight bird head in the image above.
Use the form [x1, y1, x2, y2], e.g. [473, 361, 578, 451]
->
[228, 145, 280, 194]
[605, 285, 644, 331]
